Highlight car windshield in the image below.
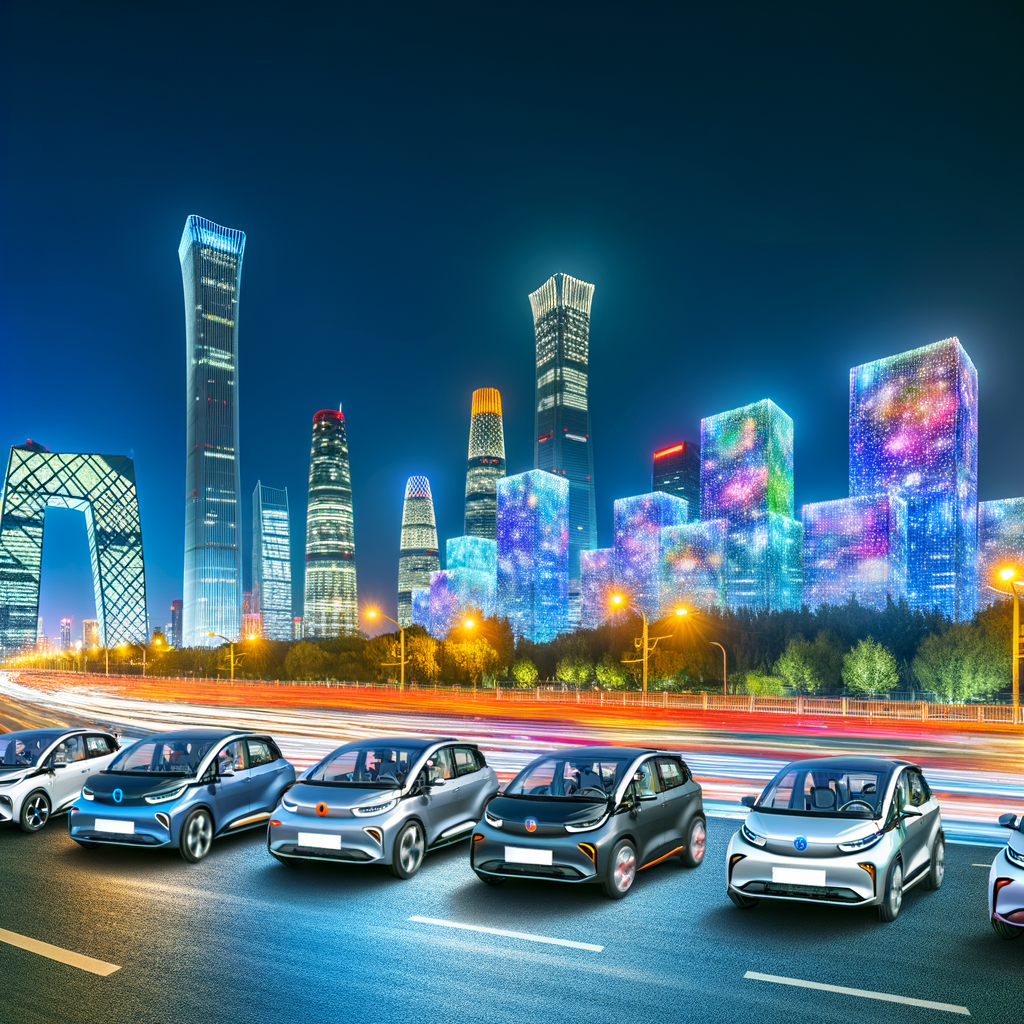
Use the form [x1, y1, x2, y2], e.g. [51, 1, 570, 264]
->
[306, 743, 427, 787]
[0, 731, 56, 768]
[105, 736, 217, 775]
[755, 763, 890, 817]
[504, 756, 629, 800]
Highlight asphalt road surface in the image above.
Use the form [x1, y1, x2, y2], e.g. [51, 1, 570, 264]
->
[0, 814, 1016, 1023]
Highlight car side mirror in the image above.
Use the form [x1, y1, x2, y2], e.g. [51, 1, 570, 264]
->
[741, 795, 757, 808]
[51, 762, 67, 770]
[999, 812, 1019, 830]
[901, 807, 922, 819]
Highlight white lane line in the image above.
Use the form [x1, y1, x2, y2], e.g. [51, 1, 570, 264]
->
[744, 972, 968, 1015]
[973, 863, 992, 867]
[0, 927, 120, 976]
[408, 916, 603, 952]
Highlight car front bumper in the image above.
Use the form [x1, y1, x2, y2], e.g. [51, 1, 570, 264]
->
[470, 822, 603, 883]
[68, 800, 176, 847]
[268, 808, 404, 865]
[989, 849, 1024, 926]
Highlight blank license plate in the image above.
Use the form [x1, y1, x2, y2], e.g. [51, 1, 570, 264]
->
[95, 818, 134, 835]
[773, 866, 826, 886]
[298, 831, 342, 850]
[505, 846, 553, 866]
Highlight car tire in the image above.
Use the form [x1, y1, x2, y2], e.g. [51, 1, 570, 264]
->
[474, 869, 505, 886]
[992, 917, 1024, 940]
[389, 821, 425, 879]
[878, 859, 903, 922]
[179, 808, 214, 862]
[681, 817, 706, 868]
[728, 889, 759, 909]
[18, 791, 51, 833]
[602, 839, 637, 899]
[926, 834, 945, 890]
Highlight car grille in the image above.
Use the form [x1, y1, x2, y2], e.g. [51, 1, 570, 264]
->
[79, 830, 163, 846]
[743, 881, 863, 903]
[477, 859, 585, 880]
[281, 843, 373, 861]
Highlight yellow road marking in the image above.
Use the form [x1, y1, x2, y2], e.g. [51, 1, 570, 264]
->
[0, 927, 121, 976]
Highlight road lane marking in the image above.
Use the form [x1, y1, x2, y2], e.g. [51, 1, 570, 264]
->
[744, 972, 968, 1015]
[973, 863, 992, 867]
[408, 916, 603, 952]
[0, 927, 120, 976]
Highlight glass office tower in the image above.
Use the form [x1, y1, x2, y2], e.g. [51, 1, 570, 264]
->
[652, 442, 700, 521]
[303, 408, 357, 636]
[530, 274, 596, 625]
[252, 482, 291, 640]
[397, 476, 440, 627]
[179, 215, 245, 646]
[464, 388, 506, 539]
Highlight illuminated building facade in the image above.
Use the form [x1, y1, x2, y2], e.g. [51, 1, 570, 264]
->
[82, 619, 99, 649]
[850, 338, 978, 619]
[302, 408, 357, 637]
[464, 389, 506, 540]
[496, 470, 569, 642]
[0, 441, 149, 652]
[291, 616, 303, 640]
[411, 587, 430, 630]
[397, 476, 440, 627]
[653, 442, 700, 521]
[252, 482, 291, 640]
[179, 215, 245, 647]
[530, 274, 596, 624]
[802, 495, 907, 610]
[241, 591, 261, 638]
[613, 493, 690, 619]
[660, 519, 729, 611]
[978, 499, 1024, 608]
[727, 514, 803, 611]
[428, 571, 458, 638]
[170, 600, 182, 647]
[579, 548, 614, 630]
[446, 535, 497, 619]
[60, 618, 71, 651]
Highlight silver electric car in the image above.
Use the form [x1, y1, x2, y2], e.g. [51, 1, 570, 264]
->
[726, 756, 944, 921]
[989, 811, 1024, 939]
[267, 736, 499, 877]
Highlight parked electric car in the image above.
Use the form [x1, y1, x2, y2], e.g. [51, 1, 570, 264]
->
[267, 736, 499, 876]
[989, 811, 1024, 938]
[726, 756, 944, 921]
[68, 728, 295, 861]
[471, 746, 706, 898]
[0, 728, 120, 832]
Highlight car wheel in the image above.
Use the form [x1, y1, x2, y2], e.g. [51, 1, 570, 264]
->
[73, 839, 100, 850]
[878, 859, 903, 922]
[389, 821, 425, 879]
[602, 839, 637, 899]
[474, 869, 505, 886]
[992, 917, 1024, 940]
[681, 817, 706, 868]
[18, 791, 51, 833]
[728, 889, 759, 909]
[179, 808, 214, 862]
[926, 834, 945, 890]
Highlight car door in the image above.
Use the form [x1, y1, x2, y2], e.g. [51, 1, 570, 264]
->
[211, 740, 251, 827]
[49, 735, 89, 809]
[246, 738, 291, 812]
[656, 757, 694, 853]
[631, 758, 668, 862]
[450, 745, 489, 825]
[904, 769, 938, 878]
[419, 747, 463, 844]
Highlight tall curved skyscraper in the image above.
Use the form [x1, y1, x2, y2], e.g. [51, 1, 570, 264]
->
[530, 273, 596, 626]
[464, 388, 506, 539]
[397, 476, 439, 627]
[179, 215, 245, 647]
[302, 408, 357, 636]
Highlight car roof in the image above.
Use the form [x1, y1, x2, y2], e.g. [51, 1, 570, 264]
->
[136, 728, 245, 743]
[331, 736, 457, 748]
[0, 727, 89, 742]
[780, 756, 910, 773]
[534, 747, 658, 759]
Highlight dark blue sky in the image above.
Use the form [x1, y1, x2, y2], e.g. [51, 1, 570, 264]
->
[2, 3, 1022, 640]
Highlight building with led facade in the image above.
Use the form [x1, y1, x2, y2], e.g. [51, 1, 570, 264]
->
[727, 514, 803, 611]
[411, 587, 430, 630]
[579, 548, 614, 629]
[660, 519, 729, 611]
[653, 442, 700, 521]
[802, 495, 907, 610]
[427, 570, 458, 638]
[464, 389, 506, 540]
[0, 441, 149, 652]
[179, 215, 245, 647]
[446, 535, 497, 620]
[302, 408, 357, 637]
[496, 470, 569, 642]
[397, 476, 440, 627]
[530, 273, 596, 625]
[978, 499, 1024, 608]
[252, 482, 291, 640]
[241, 591, 261, 638]
[849, 338, 978, 619]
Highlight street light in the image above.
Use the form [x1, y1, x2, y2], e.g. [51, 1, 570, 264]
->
[608, 592, 683, 694]
[709, 641, 728, 695]
[993, 568, 1022, 717]
[365, 609, 409, 690]
[207, 633, 241, 681]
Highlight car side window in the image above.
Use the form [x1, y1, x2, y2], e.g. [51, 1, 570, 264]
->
[425, 747, 454, 783]
[907, 771, 929, 806]
[656, 758, 685, 790]
[452, 747, 481, 777]
[894, 771, 910, 813]
[52, 736, 86, 764]
[633, 759, 662, 797]
[247, 739, 274, 768]
[217, 742, 245, 773]
[85, 735, 114, 758]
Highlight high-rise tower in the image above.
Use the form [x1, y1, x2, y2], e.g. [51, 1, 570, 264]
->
[252, 482, 291, 641]
[464, 388, 506, 539]
[397, 476, 440, 627]
[302, 408, 357, 636]
[179, 215, 245, 646]
[529, 273, 596, 625]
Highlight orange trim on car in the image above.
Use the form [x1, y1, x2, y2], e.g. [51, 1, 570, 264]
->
[641, 846, 684, 870]
[269, 820, 282, 827]
[858, 862, 876, 894]
[995, 877, 1014, 894]
[577, 843, 597, 864]
[473, 833, 484, 841]
[363, 827, 383, 846]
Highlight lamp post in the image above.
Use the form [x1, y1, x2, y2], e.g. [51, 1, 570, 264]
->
[365, 610, 408, 690]
[995, 569, 1022, 719]
[709, 641, 728, 695]
[609, 594, 687, 694]
[207, 633, 240, 681]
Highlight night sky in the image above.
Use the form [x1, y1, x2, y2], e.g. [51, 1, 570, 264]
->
[1, 4, 1022, 640]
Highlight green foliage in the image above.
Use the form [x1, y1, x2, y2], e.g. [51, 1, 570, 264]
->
[912, 620, 1007, 702]
[284, 641, 327, 681]
[842, 637, 899, 696]
[774, 633, 843, 694]
[741, 671, 786, 696]
[511, 658, 539, 685]
[553, 633, 593, 684]
[595, 653, 628, 689]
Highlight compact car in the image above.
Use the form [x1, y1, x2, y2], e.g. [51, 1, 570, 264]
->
[471, 746, 706, 898]
[68, 728, 295, 861]
[0, 728, 120, 832]
[726, 756, 944, 921]
[268, 736, 499, 877]
[988, 811, 1024, 939]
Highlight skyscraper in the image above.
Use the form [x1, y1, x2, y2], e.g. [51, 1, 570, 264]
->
[60, 618, 71, 651]
[179, 215, 245, 647]
[530, 273, 596, 625]
[252, 482, 291, 640]
[445, 535, 497, 619]
[661, 520, 729, 611]
[169, 600, 182, 648]
[579, 548, 614, 630]
[464, 388, 506, 539]
[82, 619, 99, 649]
[303, 408, 357, 637]
[976, 499, 1024, 608]
[653, 442, 701, 521]
[397, 476, 440, 627]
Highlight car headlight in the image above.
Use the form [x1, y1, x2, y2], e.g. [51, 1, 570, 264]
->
[484, 809, 503, 828]
[741, 822, 766, 847]
[1006, 845, 1024, 868]
[144, 785, 188, 805]
[280, 795, 298, 813]
[81, 786, 94, 801]
[565, 812, 610, 834]
[353, 797, 398, 817]
[838, 830, 884, 853]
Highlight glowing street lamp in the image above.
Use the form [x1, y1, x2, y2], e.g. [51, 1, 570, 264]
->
[207, 633, 241, 681]
[365, 609, 409, 691]
[994, 568, 1022, 716]
[608, 592, 684, 694]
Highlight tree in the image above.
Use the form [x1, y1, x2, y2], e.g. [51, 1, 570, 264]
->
[842, 638, 899, 696]
[284, 641, 327, 681]
[913, 622, 1006, 702]
[595, 653, 628, 689]
[554, 633, 593, 685]
[442, 638, 499, 686]
[775, 640, 823, 694]
[742, 671, 786, 696]
[406, 634, 440, 683]
[511, 658, 539, 686]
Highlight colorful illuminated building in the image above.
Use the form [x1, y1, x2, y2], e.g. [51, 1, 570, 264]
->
[496, 470, 569, 642]
[410, 587, 430, 630]
[802, 495, 907, 610]
[726, 514, 803, 611]
[252, 482, 291, 640]
[445, 535, 497, 619]
[241, 591, 261, 638]
[464, 389, 506, 540]
[579, 548, 614, 630]
[302, 407, 357, 637]
[291, 616, 303, 640]
[397, 476, 440, 627]
[660, 519, 728, 611]
[849, 338, 978, 619]
[428, 570, 458, 638]
[530, 273, 596, 625]
[652, 442, 700, 521]
[978, 499, 1024, 608]
[179, 215, 245, 646]
[613, 492, 690, 619]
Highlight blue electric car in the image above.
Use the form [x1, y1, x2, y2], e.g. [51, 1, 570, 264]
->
[68, 728, 295, 861]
